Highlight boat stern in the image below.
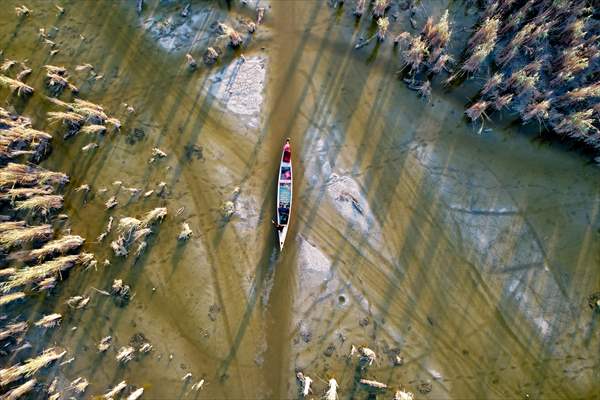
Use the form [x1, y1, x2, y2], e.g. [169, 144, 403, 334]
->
[278, 226, 288, 250]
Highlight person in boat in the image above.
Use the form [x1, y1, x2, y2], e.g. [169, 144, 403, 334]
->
[272, 218, 284, 232]
[283, 138, 291, 163]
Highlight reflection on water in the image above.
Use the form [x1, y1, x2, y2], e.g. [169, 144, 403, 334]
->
[1, 0, 599, 398]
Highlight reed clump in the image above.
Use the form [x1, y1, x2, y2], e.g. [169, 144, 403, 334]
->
[0, 163, 68, 188]
[0, 108, 100, 396]
[46, 97, 121, 139]
[30, 235, 84, 259]
[346, 0, 599, 154]
[218, 23, 243, 47]
[0, 224, 53, 250]
[1, 253, 94, 292]
[372, 0, 390, 18]
[0, 322, 28, 341]
[376, 17, 390, 42]
[398, 10, 452, 81]
[460, 1, 599, 150]
[0, 291, 26, 306]
[0, 347, 66, 386]
[110, 208, 167, 257]
[15, 194, 63, 216]
[0, 107, 52, 163]
[43, 65, 79, 95]
[0, 75, 34, 97]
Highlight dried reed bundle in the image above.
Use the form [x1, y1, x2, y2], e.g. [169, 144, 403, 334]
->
[360, 379, 387, 390]
[0, 253, 94, 292]
[25, 235, 85, 261]
[402, 36, 428, 73]
[34, 313, 62, 328]
[465, 101, 489, 121]
[218, 23, 243, 47]
[0, 291, 26, 306]
[3, 378, 36, 400]
[0, 163, 68, 188]
[296, 372, 312, 397]
[0, 322, 28, 341]
[325, 378, 338, 400]
[376, 18, 389, 42]
[394, 389, 415, 400]
[127, 387, 144, 400]
[1, 187, 53, 201]
[372, 0, 390, 18]
[0, 347, 66, 386]
[522, 99, 551, 123]
[0, 224, 52, 250]
[0, 75, 34, 96]
[178, 222, 192, 240]
[15, 194, 63, 215]
[103, 380, 127, 399]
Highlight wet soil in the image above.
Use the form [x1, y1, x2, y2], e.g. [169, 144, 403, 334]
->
[1, 0, 599, 399]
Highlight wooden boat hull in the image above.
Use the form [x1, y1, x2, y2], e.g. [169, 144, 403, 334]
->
[277, 142, 292, 250]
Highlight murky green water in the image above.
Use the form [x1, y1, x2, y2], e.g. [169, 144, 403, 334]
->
[1, 0, 599, 398]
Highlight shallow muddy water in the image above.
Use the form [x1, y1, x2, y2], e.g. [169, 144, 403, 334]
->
[1, 0, 599, 399]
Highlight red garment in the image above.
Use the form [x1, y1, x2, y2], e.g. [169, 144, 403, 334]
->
[283, 143, 291, 162]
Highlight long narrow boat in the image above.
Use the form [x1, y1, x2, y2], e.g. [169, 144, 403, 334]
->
[276, 139, 292, 250]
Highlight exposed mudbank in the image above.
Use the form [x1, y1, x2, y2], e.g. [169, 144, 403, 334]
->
[209, 56, 267, 130]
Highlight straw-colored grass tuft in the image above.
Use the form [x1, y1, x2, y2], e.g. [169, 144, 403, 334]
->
[0, 253, 94, 292]
[15, 194, 63, 215]
[0, 224, 53, 250]
[0, 347, 66, 386]
[0, 291, 26, 306]
[0, 75, 34, 97]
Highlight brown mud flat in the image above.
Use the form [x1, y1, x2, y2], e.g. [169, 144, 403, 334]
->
[0, 0, 599, 399]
